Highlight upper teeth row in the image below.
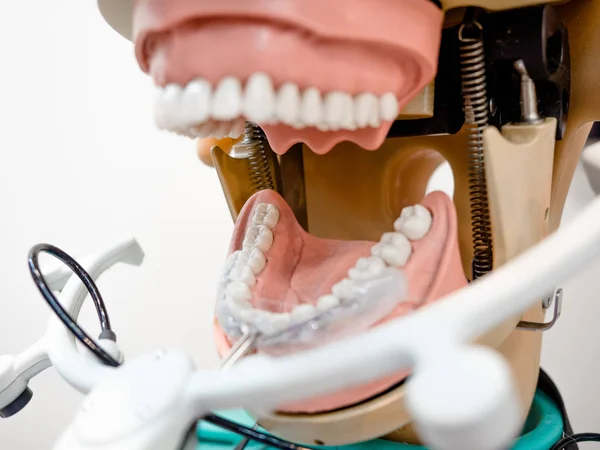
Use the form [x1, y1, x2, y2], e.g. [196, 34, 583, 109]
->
[154, 72, 400, 139]
[219, 202, 433, 337]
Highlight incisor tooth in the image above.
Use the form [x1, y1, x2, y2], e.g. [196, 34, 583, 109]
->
[276, 83, 301, 126]
[300, 87, 323, 127]
[212, 77, 242, 121]
[244, 72, 275, 123]
[324, 92, 346, 131]
[394, 204, 433, 240]
[180, 78, 211, 125]
[229, 118, 246, 139]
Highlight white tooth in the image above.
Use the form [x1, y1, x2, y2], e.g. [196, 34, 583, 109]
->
[229, 265, 257, 287]
[257, 311, 291, 335]
[263, 205, 280, 229]
[355, 93, 378, 128]
[243, 226, 259, 248]
[316, 122, 330, 132]
[380, 92, 399, 122]
[196, 120, 217, 138]
[179, 78, 211, 126]
[331, 278, 357, 303]
[291, 304, 317, 324]
[229, 118, 246, 139]
[348, 256, 386, 280]
[212, 77, 243, 121]
[370, 244, 382, 258]
[394, 204, 433, 240]
[300, 87, 323, 127]
[252, 203, 268, 225]
[379, 232, 412, 267]
[247, 248, 266, 274]
[226, 281, 252, 301]
[368, 98, 381, 128]
[239, 307, 259, 323]
[324, 92, 346, 131]
[158, 84, 182, 130]
[254, 225, 273, 252]
[212, 121, 231, 139]
[153, 90, 168, 129]
[244, 72, 276, 123]
[276, 83, 301, 126]
[317, 294, 339, 311]
[340, 94, 357, 131]
[221, 251, 240, 284]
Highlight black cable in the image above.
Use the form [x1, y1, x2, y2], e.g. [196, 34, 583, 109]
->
[202, 414, 302, 450]
[28, 243, 120, 367]
[551, 433, 600, 450]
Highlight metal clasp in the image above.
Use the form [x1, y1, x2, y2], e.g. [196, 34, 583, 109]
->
[516, 288, 563, 332]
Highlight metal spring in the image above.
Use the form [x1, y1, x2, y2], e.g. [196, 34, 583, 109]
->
[459, 22, 494, 280]
[238, 122, 277, 192]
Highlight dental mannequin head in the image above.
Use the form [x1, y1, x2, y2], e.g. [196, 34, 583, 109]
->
[98, 0, 600, 446]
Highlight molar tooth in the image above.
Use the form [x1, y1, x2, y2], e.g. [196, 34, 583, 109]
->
[243, 226, 259, 248]
[244, 72, 275, 124]
[179, 78, 211, 126]
[355, 93, 378, 128]
[380, 92, 399, 122]
[317, 294, 340, 312]
[263, 205, 280, 229]
[324, 92, 346, 131]
[276, 83, 301, 126]
[379, 232, 412, 267]
[252, 203, 279, 229]
[348, 256, 386, 280]
[394, 204, 433, 240]
[212, 76, 243, 121]
[300, 87, 323, 127]
[331, 278, 357, 303]
[226, 281, 252, 302]
[255, 225, 274, 252]
[291, 304, 317, 324]
[247, 248, 266, 274]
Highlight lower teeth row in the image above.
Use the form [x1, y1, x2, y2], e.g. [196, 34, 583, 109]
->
[217, 201, 433, 339]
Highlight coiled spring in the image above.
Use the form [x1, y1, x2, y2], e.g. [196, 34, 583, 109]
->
[459, 21, 494, 280]
[236, 122, 277, 192]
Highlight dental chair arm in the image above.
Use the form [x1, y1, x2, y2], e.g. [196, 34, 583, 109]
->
[0, 238, 144, 417]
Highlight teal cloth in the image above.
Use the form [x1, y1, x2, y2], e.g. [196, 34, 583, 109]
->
[196, 390, 563, 450]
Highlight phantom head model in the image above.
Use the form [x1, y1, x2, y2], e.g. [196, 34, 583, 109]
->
[2, 1, 600, 449]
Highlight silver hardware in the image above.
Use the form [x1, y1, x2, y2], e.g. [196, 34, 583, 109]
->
[517, 288, 563, 332]
[514, 60, 544, 124]
[220, 328, 259, 372]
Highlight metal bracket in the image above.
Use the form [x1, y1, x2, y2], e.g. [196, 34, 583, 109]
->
[516, 288, 563, 332]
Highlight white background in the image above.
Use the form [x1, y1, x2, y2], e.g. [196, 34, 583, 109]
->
[0, 1, 599, 448]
